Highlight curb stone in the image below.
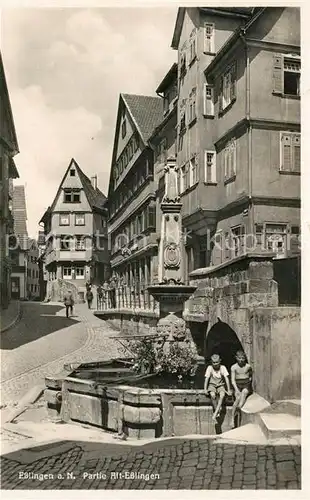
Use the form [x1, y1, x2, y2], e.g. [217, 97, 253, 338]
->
[0, 302, 22, 334]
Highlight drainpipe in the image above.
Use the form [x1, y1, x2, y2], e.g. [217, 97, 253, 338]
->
[240, 32, 254, 236]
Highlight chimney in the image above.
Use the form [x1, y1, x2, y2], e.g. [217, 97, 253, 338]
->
[91, 175, 97, 190]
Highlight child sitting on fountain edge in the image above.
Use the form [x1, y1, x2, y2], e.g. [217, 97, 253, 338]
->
[230, 350, 253, 428]
[204, 354, 232, 422]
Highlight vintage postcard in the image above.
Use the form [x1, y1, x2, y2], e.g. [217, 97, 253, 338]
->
[0, 0, 305, 496]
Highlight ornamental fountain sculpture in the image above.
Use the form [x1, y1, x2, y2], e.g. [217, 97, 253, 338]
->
[148, 156, 197, 352]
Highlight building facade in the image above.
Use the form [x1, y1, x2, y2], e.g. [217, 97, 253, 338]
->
[107, 94, 163, 296]
[39, 159, 109, 302]
[27, 239, 40, 300]
[10, 185, 29, 300]
[0, 53, 20, 308]
[169, 6, 300, 272]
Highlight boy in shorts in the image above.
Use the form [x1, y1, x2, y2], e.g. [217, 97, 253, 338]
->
[204, 354, 232, 422]
[230, 350, 253, 427]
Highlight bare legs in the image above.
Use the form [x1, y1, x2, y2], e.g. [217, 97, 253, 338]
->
[231, 388, 249, 427]
[210, 391, 225, 422]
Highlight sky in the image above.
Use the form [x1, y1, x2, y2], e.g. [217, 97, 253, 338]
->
[1, 6, 177, 237]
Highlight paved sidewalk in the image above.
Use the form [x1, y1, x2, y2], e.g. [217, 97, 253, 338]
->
[1, 302, 124, 405]
[0, 432, 301, 490]
[0, 301, 21, 333]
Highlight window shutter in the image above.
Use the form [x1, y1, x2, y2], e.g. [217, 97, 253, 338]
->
[292, 134, 301, 172]
[281, 133, 292, 171]
[272, 54, 284, 94]
[230, 63, 237, 101]
[219, 77, 223, 113]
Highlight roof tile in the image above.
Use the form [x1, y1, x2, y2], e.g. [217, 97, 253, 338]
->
[121, 94, 163, 143]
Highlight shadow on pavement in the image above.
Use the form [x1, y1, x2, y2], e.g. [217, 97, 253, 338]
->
[0, 303, 80, 350]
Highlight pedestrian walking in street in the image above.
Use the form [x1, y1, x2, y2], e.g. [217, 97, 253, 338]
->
[86, 281, 92, 292]
[63, 290, 74, 318]
[204, 353, 232, 422]
[230, 350, 253, 428]
[103, 280, 109, 307]
[108, 276, 117, 309]
[86, 289, 94, 309]
[97, 284, 104, 309]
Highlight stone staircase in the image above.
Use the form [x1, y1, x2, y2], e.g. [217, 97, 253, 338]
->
[217, 395, 301, 444]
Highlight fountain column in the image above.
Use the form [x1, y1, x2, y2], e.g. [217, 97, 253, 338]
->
[148, 156, 197, 343]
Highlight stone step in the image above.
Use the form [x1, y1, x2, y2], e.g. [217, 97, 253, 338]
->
[257, 412, 301, 440]
[215, 422, 268, 445]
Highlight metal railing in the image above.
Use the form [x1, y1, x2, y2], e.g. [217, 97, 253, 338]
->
[96, 284, 156, 312]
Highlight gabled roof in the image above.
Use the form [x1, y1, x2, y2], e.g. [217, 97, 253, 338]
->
[171, 7, 254, 50]
[156, 63, 178, 94]
[74, 162, 107, 210]
[12, 185, 28, 250]
[40, 159, 106, 222]
[0, 52, 19, 155]
[121, 94, 163, 143]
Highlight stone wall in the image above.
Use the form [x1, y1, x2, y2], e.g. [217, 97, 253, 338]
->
[252, 307, 301, 402]
[95, 310, 159, 336]
[186, 255, 301, 402]
[45, 278, 84, 304]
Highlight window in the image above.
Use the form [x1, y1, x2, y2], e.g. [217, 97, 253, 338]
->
[179, 112, 186, 135]
[231, 225, 246, 257]
[76, 266, 85, 279]
[284, 59, 300, 95]
[60, 236, 73, 250]
[280, 132, 300, 173]
[220, 63, 236, 112]
[180, 164, 189, 192]
[223, 140, 236, 181]
[75, 235, 86, 251]
[70, 169, 75, 176]
[189, 157, 198, 186]
[189, 34, 197, 63]
[273, 53, 300, 96]
[188, 88, 196, 125]
[63, 267, 72, 278]
[156, 138, 167, 163]
[204, 85, 214, 116]
[265, 224, 288, 256]
[204, 151, 216, 184]
[74, 213, 85, 226]
[180, 52, 186, 79]
[137, 213, 143, 233]
[147, 204, 156, 230]
[204, 23, 215, 53]
[64, 189, 81, 203]
[121, 119, 127, 138]
[59, 213, 70, 226]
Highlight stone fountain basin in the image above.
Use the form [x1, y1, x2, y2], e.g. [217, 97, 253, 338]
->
[45, 358, 235, 439]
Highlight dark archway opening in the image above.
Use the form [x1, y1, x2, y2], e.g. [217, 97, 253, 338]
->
[205, 319, 245, 371]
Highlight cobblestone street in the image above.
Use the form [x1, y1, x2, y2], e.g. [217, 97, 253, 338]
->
[0, 302, 124, 405]
[0, 438, 301, 490]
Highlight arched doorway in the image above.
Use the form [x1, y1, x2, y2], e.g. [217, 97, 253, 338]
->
[205, 319, 245, 371]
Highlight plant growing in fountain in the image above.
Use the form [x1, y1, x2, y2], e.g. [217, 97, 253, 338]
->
[123, 337, 198, 379]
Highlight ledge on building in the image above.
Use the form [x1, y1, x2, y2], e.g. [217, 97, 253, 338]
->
[189, 252, 276, 279]
[94, 308, 159, 319]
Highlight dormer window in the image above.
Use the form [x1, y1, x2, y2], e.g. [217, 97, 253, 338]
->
[64, 188, 81, 203]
